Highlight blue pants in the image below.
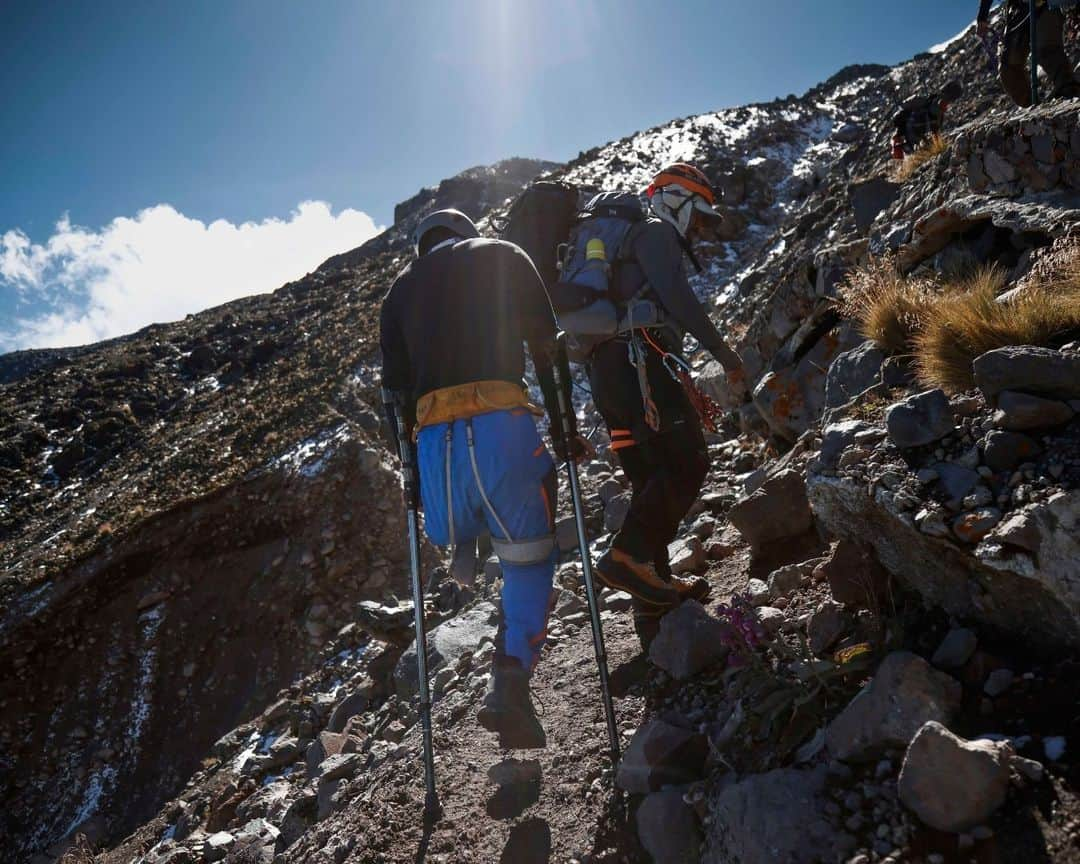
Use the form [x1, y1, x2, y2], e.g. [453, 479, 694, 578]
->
[418, 409, 557, 669]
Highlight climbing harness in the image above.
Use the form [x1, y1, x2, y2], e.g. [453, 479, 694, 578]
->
[628, 332, 661, 433]
[638, 328, 725, 434]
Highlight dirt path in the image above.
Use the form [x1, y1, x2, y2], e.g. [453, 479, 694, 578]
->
[282, 531, 753, 864]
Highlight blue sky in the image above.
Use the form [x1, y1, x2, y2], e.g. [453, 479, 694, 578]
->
[1, 0, 980, 351]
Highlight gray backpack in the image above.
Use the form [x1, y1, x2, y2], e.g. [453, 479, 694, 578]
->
[549, 192, 661, 361]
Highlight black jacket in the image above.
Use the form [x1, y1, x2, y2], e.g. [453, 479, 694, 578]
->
[979, 0, 1045, 22]
[613, 218, 741, 371]
[380, 237, 567, 439]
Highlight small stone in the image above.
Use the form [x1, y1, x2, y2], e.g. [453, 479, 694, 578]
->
[1012, 756, 1045, 782]
[668, 536, 707, 575]
[915, 508, 951, 539]
[757, 606, 786, 634]
[1043, 736, 1066, 761]
[952, 508, 1002, 544]
[983, 668, 1014, 698]
[931, 628, 977, 669]
[808, 601, 847, 655]
[767, 562, 810, 600]
[747, 578, 770, 606]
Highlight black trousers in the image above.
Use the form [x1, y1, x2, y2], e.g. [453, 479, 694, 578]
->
[1000, 7, 1077, 106]
[588, 336, 709, 578]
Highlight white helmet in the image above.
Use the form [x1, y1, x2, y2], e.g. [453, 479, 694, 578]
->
[411, 208, 480, 256]
[645, 163, 723, 238]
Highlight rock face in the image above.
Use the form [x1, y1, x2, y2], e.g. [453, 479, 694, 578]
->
[898, 721, 1012, 832]
[727, 470, 814, 552]
[394, 602, 498, 697]
[704, 765, 836, 864]
[7, 16, 1080, 864]
[826, 651, 961, 761]
[810, 472, 1080, 649]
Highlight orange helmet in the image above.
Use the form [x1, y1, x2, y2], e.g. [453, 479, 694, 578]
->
[645, 163, 722, 236]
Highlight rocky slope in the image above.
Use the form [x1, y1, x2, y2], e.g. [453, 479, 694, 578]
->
[4, 10, 1080, 864]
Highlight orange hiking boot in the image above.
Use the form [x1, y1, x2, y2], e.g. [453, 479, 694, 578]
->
[670, 572, 711, 603]
[595, 549, 679, 608]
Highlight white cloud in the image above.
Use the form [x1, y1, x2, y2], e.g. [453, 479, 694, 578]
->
[0, 201, 382, 352]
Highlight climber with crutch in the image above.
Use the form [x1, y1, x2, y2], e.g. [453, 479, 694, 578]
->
[380, 209, 593, 766]
[977, 0, 1080, 106]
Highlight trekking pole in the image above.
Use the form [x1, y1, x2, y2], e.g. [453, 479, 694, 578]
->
[550, 334, 620, 766]
[381, 388, 441, 820]
[1031, 0, 1040, 106]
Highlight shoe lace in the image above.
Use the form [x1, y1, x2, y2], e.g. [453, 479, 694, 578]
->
[530, 684, 547, 718]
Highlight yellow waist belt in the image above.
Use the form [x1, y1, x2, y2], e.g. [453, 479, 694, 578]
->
[414, 380, 543, 432]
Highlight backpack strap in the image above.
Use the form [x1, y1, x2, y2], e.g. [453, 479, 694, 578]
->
[676, 232, 704, 274]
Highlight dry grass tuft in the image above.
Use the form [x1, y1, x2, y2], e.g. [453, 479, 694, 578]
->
[914, 265, 1080, 392]
[892, 134, 951, 182]
[838, 257, 935, 355]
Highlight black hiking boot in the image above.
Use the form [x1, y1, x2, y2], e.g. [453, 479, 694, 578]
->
[595, 549, 679, 608]
[477, 656, 546, 749]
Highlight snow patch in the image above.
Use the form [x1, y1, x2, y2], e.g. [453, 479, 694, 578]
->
[273, 423, 351, 478]
[930, 22, 973, 54]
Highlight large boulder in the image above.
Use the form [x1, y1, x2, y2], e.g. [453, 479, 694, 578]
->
[993, 390, 1074, 431]
[850, 176, 901, 234]
[703, 765, 840, 864]
[973, 345, 1080, 402]
[825, 651, 961, 761]
[812, 538, 891, 610]
[616, 719, 708, 794]
[885, 389, 954, 449]
[752, 324, 863, 442]
[728, 470, 814, 552]
[898, 721, 1012, 832]
[982, 430, 1041, 473]
[637, 786, 702, 864]
[809, 471, 1080, 650]
[394, 602, 498, 697]
[648, 601, 731, 680]
[824, 341, 887, 409]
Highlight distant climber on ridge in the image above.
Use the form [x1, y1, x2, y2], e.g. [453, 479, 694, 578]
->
[584, 163, 746, 650]
[977, 0, 1080, 106]
[380, 208, 589, 747]
[891, 80, 964, 159]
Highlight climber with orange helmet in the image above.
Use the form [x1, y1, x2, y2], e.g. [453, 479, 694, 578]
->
[588, 162, 746, 650]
